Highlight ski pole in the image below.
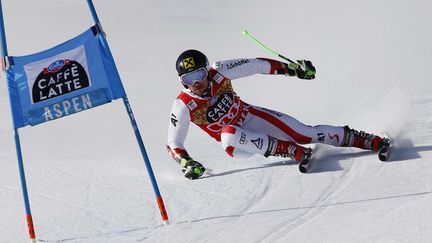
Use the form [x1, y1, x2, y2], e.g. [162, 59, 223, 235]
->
[242, 30, 295, 64]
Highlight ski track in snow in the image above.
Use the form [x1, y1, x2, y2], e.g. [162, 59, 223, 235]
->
[257, 155, 358, 242]
[201, 170, 273, 242]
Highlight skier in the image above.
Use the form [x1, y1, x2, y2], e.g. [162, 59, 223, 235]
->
[167, 49, 389, 179]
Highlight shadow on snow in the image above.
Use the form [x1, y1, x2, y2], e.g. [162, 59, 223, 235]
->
[205, 138, 432, 177]
[186, 190, 432, 224]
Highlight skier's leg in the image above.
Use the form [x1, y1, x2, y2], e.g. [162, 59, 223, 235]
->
[220, 125, 311, 161]
[244, 106, 386, 151]
[245, 106, 345, 146]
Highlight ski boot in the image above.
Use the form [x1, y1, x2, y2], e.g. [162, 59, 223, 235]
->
[265, 136, 312, 162]
[342, 126, 392, 161]
[342, 126, 383, 151]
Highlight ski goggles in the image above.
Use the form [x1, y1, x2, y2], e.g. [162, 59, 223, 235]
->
[179, 67, 208, 86]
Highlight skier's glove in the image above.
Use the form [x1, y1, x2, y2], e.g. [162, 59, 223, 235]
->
[180, 158, 205, 180]
[288, 60, 316, 80]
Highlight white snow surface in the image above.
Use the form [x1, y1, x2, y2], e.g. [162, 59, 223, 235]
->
[1, 0, 432, 242]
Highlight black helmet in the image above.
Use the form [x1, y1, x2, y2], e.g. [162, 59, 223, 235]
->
[176, 49, 209, 76]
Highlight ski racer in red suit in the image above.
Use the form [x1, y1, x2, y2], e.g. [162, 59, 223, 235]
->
[167, 49, 389, 179]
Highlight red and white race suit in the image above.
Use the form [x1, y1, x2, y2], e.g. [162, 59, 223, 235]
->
[167, 58, 345, 159]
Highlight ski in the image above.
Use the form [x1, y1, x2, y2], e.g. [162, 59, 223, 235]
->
[298, 145, 318, 173]
[378, 138, 392, 161]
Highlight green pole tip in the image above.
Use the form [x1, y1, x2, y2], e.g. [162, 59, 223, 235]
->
[242, 30, 248, 36]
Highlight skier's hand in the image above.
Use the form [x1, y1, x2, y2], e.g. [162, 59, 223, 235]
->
[180, 158, 205, 180]
[289, 60, 316, 80]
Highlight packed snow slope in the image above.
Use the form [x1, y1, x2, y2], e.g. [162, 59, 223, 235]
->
[1, 0, 431, 242]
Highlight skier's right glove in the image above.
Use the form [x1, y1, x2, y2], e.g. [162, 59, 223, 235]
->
[288, 60, 316, 80]
[180, 157, 205, 180]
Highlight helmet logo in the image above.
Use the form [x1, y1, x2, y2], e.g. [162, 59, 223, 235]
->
[182, 57, 195, 69]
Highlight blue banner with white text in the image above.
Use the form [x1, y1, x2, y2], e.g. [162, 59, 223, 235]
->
[6, 26, 126, 128]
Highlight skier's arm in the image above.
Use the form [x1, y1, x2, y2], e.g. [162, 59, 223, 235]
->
[167, 99, 205, 179]
[212, 58, 315, 80]
[167, 99, 190, 159]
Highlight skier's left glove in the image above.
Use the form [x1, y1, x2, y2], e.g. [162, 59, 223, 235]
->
[288, 60, 316, 80]
[180, 158, 205, 180]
